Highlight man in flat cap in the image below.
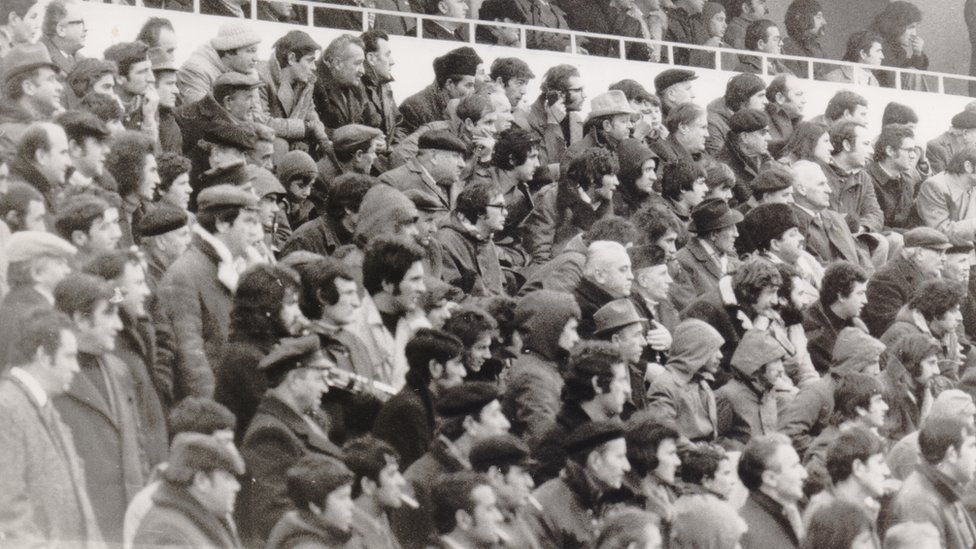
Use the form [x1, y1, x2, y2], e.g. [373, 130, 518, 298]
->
[592, 298, 650, 412]
[0, 43, 63, 156]
[133, 433, 245, 548]
[8, 122, 71, 208]
[927, 108, 976, 175]
[149, 46, 183, 153]
[54, 273, 144, 544]
[715, 109, 774, 205]
[237, 334, 342, 545]
[654, 68, 697, 116]
[0, 230, 74, 366]
[916, 147, 976, 246]
[399, 47, 483, 136]
[257, 30, 328, 159]
[381, 129, 467, 211]
[524, 420, 630, 549]
[178, 21, 261, 105]
[391, 381, 510, 547]
[104, 41, 158, 138]
[0, 308, 102, 547]
[56, 110, 112, 188]
[314, 123, 385, 218]
[158, 184, 261, 400]
[735, 164, 794, 217]
[137, 205, 191, 296]
[469, 434, 542, 548]
[863, 227, 951, 337]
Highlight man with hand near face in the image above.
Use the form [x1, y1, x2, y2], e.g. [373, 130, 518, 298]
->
[104, 41, 158, 139]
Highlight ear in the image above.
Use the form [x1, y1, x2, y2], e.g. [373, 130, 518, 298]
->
[965, 161, 975, 174]
[591, 375, 604, 395]
[4, 211, 21, 227]
[381, 278, 395, 295]
[843, 138, 855, 153]
[361, 476, 377, 496]
[214, 218, 232, 235]
[775, 91, 786, 105]
[438, 0, 450, 14]
[428, 358, 445, 379]
[455, 509, 473, 530]
[760, 467, 778, 489]
[70, 229, 88, 248]
[462, 414, 479, 436]
[601, 119, 613, 132]
[287, 51, 299, 66]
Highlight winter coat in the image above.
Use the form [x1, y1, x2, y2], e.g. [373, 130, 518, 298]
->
[802, 299, 869, 375]
[863, 255, 931, 337]
[0, 374, 102, 548]
[672, 238, 732, 311]
[157, 236, 235, 399]
[9, 154, 59, 209]
[823, 162, 886, 233]
[398, 83, 448, 137]
[281, 215, 350, 258]
[915, 170, 976, 245]
[55, 352, 146, 543]
[791, 204, 866, 268]
[437, 219, 505, 297]
[266, 509, 364, 549]
[877, 40, 929, 88]
[522, 461, 607, 549]
[177, 44, 230, 105]
[646, 319, 723, 442]
[782, 35, 827, 78]
[237, 393, 343, 546]
[40, 35, 83, 75]
[503, 290, 580, 441]
[362, 63, 400, 143]
[373, 384, 435, 469]
[766, 102, 801, 153]
[715, 137, 772, 205]
[114, 310, 169, 469]
[348, 294, 431, 392]
[881, 306, 963, 381]
[314, 62, 369, 132]
[927, 131, 969, 175]
[391, 438, 467, 548]
[738, 491, 800, 549]
[681, 281, 750, 380]
[0, 285, 51, 368]
[882, 462, 976, 549]
[257, 57, 320, 158]
[159, 106, 183, 154]
[555, 0, 651, 60]
[134, 481, 242, 548]
[716, 377, 777, 448]
[882, 352, 931, 444]
[523, 182, 613, 265]
[0, 100, 35, 159]
[213, 337, 276, 443]
[864, 161, 919, 230]
[705, 98, 732, 157]
[513, 98, 578, 171]
[531, 402, 592, 484]
[573, 276, 617, 338]
[173, 93, 236, 185]
[519, 233, 587, 295]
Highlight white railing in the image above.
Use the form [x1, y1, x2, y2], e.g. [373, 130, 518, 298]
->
[122, 0, 976, 97]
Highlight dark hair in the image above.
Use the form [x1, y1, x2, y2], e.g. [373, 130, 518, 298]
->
[871, 1, 922, 45]
[195, 206, 243, 234]
[292, 258, 356, 319]
[0, 181, 44, 227]
[360, 29, 390, 53]
[82, 249, 142, 282]
[103, 41, 150, 79]
[738, 432, 792, 490]
[664, 102, 704, 135]
[874, 123, 914, 162]
[625, 418, 680, 478]
[947, 147, 976, 175]
[829, 121, 864, 157]
[430, 472, 490, 535]
[0, 0, 36, 21]
[825, 427, 885, 484]
[562, 341, 625, 403]
[54, 272, 116, 318]
[566, 148, 619, 192]
[679, 444, 728, 485]
[731, 257, 782, 309]
[66, 59, 118, 99]
[106, 131, 155, 198]
[455, 180, 499, 225]
[632, 203, 683, 247]
[169, 397, 237, 436]
[42, 0, 68, 39]
[14, 309, 74, 364]
[584, 215, 639, 247]
[799, 500, 875, 549]
[890, 333, 941, 379]
[661, 159, 706, 201]
[285, 454, 355, 509]
[342, 435, 400, 498]
[229, 264, 301, 342]
[784, 0, 823, 39]
[919, 417, 976, 465]
[492, 127, 539, 171]
[405, 328, 464, 388]
[744, 19, 778, 51]
[842, 30, 883, 63]
[456, 93, 494, 125]
[324, 173, 375, 220]
[831, 373, 884, 424]
[540, 64, 579, 94]
[778, 121, 828, 161]
[81, 91, 123, 123]
[334, 135, 377, 163]
[490, 58, 533, 86]
[15, 124, 53, 163]
[479, 0, 525, 24]
[444, 306, 498, 347]
[273, 30, 320, 68]
[882, 102, 919, 127]
[825, 91, 868, 123]
[54, 194, 110, 241]
[765, 74, 791, 104]
[136, 16, 174, 47]
[156, 152, 191, 195]
[820, 261, 868, 307]
[3, 68, 46, 102]
[909, 279, 965, 323]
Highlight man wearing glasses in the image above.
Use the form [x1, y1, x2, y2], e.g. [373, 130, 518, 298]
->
[437, 180, 508, 296]
[39, 0, 86, 75]
[865, 124, 924, 232]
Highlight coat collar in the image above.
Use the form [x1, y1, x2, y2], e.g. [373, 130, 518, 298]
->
[254, 393, 342, 457]
[687, 238, 725, 281]
[152, 482, 241, 547]
[747, 490, 800, 545]
[918, 461, 966, 504]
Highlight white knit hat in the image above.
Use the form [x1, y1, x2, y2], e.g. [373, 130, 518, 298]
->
[210, 21, 261, 51]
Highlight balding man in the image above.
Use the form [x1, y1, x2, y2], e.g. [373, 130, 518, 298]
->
[575, 241, 634, 338]
[8, 123, 71, 208]
[790, 160, 867, 270]
[314, 34, 367, 132]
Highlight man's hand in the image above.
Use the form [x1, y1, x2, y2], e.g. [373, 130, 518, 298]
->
[646, 320, 672, 351]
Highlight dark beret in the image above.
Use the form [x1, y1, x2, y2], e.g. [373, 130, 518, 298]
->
[418, 129, 467, 154]
[728, 108, 770, 134]
[199, 161, 256, 190]
[740, 203, 798, 253]
[332, 124, 383, 154]
[196, 183, 259, 211]
[750, 166, 794, 194]
[952, 110, 976, 130]
[654, 68, 697, 94]
[136, 205, 188, 237]
[435, 381, 500, 419]
[948, 242, 975, 254]
[563, 420, 625, 456]
[258, 335, 330, 379]
[470, 434, 536, 472]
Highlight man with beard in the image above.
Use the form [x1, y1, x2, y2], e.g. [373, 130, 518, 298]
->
[56, 110, 111, 188]
[54, 273, 144, 544]
[513, 64, 585, 171]
[763, 263, 819, 389]
[0, 45, 64, 157]
[782, 0, 828, 77]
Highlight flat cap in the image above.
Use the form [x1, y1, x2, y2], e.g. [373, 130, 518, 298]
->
[277, 150, 319, 183]
[246, 165, 287, 199]
[470, 434, 536, 473]
[904, 227, 951, 250]
[654, 68, 697, 94]
[404, 188, 449, 212]
[197, 183, 259, 211]
[418, 129, 467, 154]
[750, 166, 794, 194]
[199, 161, 256, 190]
[563, 420, 625, 456]
[593, 298, 646, 337]
[952, 110, 976, 130]
[7, 231, 76, 263]
[947, 242, 975, 254]
[136, 205, 189, 237]
[258, 335, 331, 377]
[728, 109, 770, 134]
[163, 433, 245, 484]
[210, 21, 261, 51]
[56, 110, 111, 140]
[203, 122, 257, 151]
[2, 43, 58, 84]
[435, 381, 500, 419]
[730, 329, 787, 377]
[213, 71, 261, 93]
[433, 47, 482, 80]
[148, 47, 177, 72]
[332, 124, 383, 155]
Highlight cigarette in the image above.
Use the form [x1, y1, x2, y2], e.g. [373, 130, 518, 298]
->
[400, 493, 419, 509]
[527, 494, 543, 512]
[496, 527, 512, 546]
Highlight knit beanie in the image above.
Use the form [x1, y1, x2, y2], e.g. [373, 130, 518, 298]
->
[672, 495, 747, 549]
[668, 319, 724, 378]
[353, 185, 419, 246]
[724, 73, 766, 112]
[616, 139, 658, 186]
[731, 329, 787, 377]
[277, 150, 318, 184]
[831, 327, 885, 375]
[890, 333, 940, 377]
[210, 21, 262, 51]
[516, 290, 581, 360]
[929, 389, 976, 420]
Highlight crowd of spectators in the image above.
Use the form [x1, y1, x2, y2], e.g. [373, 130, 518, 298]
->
[2, 0, 976, 548]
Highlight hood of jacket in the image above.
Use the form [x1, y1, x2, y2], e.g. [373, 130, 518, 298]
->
[353, 184, 419, 246]
[830, 326, 885, 377]
[667, 319, 724, 381]
[516, 289, 581, 361]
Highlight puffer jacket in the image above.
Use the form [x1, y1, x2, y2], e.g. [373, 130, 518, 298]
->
[437, 218, 505, 297]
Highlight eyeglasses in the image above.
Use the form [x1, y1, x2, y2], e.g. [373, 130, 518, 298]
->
[64, 20, 86, 29]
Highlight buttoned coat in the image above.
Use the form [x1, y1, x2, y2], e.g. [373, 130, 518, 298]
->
[114, 310, 169, 469]
[379, 158, 451, 210]
[716, 378, 778, 447]
[177, 44, 229, 105]
[134, 481, 242, 549]
[824, 163, 886, 232]
[437, 220, 505, 297]
[915, 170, 976, 245]
[883, 463, 976, 549]
[0, 375, 101, 547]
[739, 491, 800, 549]
[863, 254, 931, 337]
[791, 204, 864, 267]
[399, 83, 448, 137]
[257, 57, 321, 157]
[645, 363, 718, 442]
[672, 237, 726, 311]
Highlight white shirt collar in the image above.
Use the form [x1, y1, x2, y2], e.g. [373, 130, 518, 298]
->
[9, 367, 48, 407]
